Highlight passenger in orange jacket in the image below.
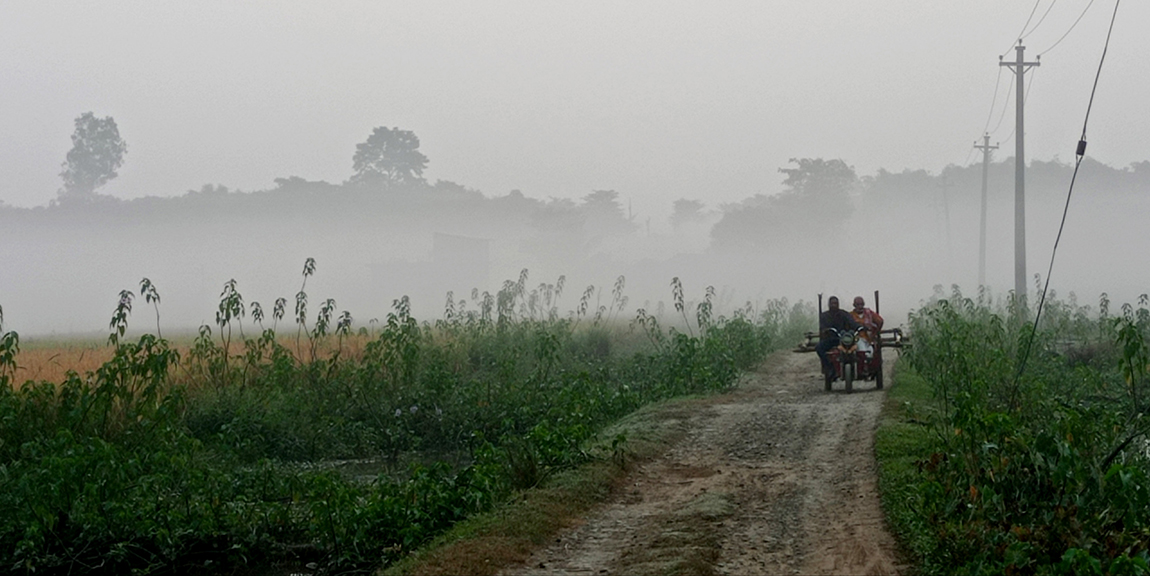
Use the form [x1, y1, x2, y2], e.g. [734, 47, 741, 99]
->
[849, 296, 884, 344]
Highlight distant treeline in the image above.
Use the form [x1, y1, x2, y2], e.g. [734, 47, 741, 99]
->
[5, 156, 1149, 253]
[4, 154, 1150, 334]
[711, 156, 1150, 252]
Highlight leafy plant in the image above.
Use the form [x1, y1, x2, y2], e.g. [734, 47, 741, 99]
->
[897, 289, 1150, 573]
[215, 278, 245, 355]
[0, 305, 18, 387]
[139, 277, 162, 337]
[108, 289, 133, 347]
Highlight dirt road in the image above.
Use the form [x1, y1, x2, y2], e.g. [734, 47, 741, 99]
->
[503, 350, 903, 576]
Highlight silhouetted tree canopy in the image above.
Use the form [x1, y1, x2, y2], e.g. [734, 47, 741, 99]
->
[671, 198, 708, 229]
[349, 126, 428, 187]
[580, 190, 636, 237]
[522, 190, 637, 261]
[57, 112, 127, 204]
[777, 157, 857, 219]
[711, 158, 857, 251]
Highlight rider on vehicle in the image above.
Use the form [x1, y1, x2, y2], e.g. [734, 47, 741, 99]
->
[849, 296, 884, 345]
[816, 296, 861, 377]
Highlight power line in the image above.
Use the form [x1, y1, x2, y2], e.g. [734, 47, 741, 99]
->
[990, 76, 1016, 134]
[969, 2, 1051, 186]
[961, 147, 978, 168]
[980, 3, 1047, 168]
[1039, 0, 1097, 56]
[1005, 0, 1045, 55]
[1079, 0, 1118, 138]
[982, 67, 1006, 134]
[1022, 0, 1059, 39]
[1015, 0, 1121, 383]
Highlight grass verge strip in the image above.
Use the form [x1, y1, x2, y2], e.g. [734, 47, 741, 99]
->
[874, 360, 936, 574]
[381, 396, 701, 576]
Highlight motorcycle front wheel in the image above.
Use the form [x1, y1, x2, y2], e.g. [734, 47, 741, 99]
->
[844, 363, 854, 392]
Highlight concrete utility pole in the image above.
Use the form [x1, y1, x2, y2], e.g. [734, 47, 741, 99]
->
[1000, 42, 1039, 303]
[974, 134, 998, 289]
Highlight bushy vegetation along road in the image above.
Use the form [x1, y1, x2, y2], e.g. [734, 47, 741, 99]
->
[0, 263, 811, 575]
[878, 288, 1150, 574]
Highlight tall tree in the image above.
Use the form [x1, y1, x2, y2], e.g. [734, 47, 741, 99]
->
[670, 198, 708, 229]
[777, 157, 857, 219]
[580, 189, 636, 236]
[58, 112, 127, 204]
[710, 158, 857, 251]
[350, 126, 428, 187]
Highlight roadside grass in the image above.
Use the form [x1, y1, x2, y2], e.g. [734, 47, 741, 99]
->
[875, 360, 937, 575]
[381, 396, 703, 576]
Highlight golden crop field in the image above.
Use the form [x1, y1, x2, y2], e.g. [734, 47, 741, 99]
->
[10, 340, 115, 384]
[9, 333, 377, 387]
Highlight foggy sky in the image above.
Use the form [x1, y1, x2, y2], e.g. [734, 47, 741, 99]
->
[3, 1, 1148, 218]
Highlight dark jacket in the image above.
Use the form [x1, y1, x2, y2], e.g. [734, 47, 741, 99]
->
[819, 309, 861, 337]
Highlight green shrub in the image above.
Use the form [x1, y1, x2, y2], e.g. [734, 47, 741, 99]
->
[894, 288, 1150, 574]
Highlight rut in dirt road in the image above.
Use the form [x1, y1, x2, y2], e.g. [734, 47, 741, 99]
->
[502, 350, 903, 576]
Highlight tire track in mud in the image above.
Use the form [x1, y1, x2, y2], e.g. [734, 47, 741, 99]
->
[501, 350, 903, 576]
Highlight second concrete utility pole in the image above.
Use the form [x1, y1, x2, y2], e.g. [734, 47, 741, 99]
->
[974, 134, 998, 289]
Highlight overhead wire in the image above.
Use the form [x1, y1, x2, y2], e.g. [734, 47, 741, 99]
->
[995, 0, 1047, 137]
[969, 1, 1050, 182]
[1006, 0, 1046, 55]
[962, 0, 1056, 221]
[1022, 0, 1059, 39]
[961, 147, 978, 168]
[1078, 1, 1118, 140]
[990, 77, 1016, 134]
[982, 68, 1006, 135]
[1014, 0, 1122, 383]
[965, 51, 1005, 172]
[1039, 0, 1097, 56]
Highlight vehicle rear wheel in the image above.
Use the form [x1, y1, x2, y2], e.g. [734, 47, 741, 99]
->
[875, 365, 884, 390]
[844, 363, 854, 392]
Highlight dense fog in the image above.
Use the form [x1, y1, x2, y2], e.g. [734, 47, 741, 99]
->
[3, 154, 1150, 336]
[3, 2, 1149, 337]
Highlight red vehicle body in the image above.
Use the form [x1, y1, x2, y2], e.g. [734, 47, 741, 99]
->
[823, 326, 882, 392]
[795, 291, 905, 393]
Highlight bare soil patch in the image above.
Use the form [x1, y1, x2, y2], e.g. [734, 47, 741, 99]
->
[502, 350, 904, 576]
